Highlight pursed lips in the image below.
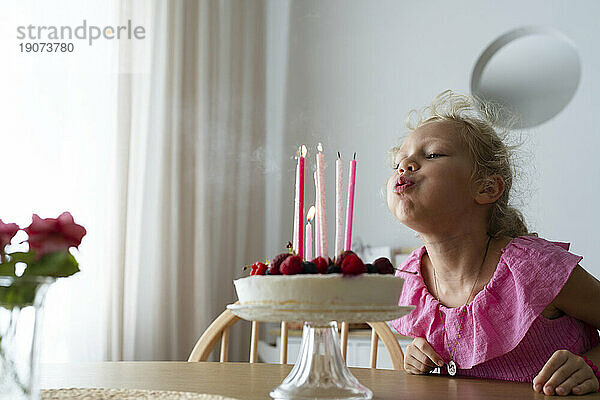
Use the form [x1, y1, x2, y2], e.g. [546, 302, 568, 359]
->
[393, 176, 415, 193]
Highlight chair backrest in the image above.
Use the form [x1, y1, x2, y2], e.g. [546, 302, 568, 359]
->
[188, 308, 405, 370]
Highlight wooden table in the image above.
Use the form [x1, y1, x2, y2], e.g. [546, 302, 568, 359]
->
[40, 362, 600, 399]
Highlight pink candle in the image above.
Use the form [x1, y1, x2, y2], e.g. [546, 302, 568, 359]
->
[314, 171, 322, 258]
[335, 152, 344, 258]
[316, 143, 328, 258]
[293, 145, 307, 258]
[305, 206, 315, 261]
[293, 160, 299, 252]
[344, 153, 357, 251]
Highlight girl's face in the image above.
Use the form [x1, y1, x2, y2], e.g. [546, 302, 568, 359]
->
[386, 121, 478, 233]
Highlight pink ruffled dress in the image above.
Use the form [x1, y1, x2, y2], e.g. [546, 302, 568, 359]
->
[391, 236, 599, 382]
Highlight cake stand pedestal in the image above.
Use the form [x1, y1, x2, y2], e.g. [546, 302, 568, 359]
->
[227, 304, 414, 400]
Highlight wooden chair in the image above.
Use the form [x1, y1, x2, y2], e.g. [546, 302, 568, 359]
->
[188, 307, 405, 370]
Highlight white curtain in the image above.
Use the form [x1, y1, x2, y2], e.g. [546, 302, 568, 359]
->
[0, 1, 118, 362]
[108, 0, 267, 361]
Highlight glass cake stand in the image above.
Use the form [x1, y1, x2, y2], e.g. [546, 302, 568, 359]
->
[227, 304, 414, 400]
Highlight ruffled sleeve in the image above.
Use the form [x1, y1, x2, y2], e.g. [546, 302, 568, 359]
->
[390, 246, 446, 345]
[390, 236, 583, 369]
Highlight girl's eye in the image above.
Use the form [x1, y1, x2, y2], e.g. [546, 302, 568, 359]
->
[393, 163, 400, 170]
[426, 153, 443, 159]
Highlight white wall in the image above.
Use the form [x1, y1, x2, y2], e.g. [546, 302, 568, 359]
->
[265, 0, 600, 278]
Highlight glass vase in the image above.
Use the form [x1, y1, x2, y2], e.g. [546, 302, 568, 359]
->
[0, 276, 54, 400]
[270, 321, 372, 400]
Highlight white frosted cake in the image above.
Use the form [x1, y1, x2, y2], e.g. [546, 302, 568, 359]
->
[233, 274, 404, 307]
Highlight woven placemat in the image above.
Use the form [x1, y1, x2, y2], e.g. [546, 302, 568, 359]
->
[41, 388, 239, 400]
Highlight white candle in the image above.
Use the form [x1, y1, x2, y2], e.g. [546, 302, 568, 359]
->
[293, 145, 306, 258]
[306, 206, 315, 261]
[335, 152, 344, 258]
[344, 153, 357, 251]
[316, 143, 328, 259]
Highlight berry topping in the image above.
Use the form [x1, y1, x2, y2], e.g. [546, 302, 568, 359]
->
[312, 256, 329, 274]
[302, 261, 318, 274]
[327, 265, 342, 274]
[256, 262, 268, 275]
[280, 255, 303, 275]
[373, 257, 395, 274]
[341, 253, 367, 275]
[250, 262, 268, 276]
[269, 253, 292, 275]
[335, 250, 356, 267]
[366, 263, 377, 274]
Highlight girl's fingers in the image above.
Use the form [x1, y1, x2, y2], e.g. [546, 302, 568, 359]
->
[404, 360, 421, 375]
[533, 350, 572, 394]
[404, 337, 445, 374]
[540, 352, 582, 395]
[411, 348, 438, 368]
[554, 368, 591, 396]
[403, 348, 420, 373]
[572, 378, 600, 395]
[413, 338, 445, 367]
[406, 353, 434, 374]
[404, 358, 421, 375]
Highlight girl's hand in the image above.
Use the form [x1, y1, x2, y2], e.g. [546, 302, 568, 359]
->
[533, 350, 599, 396]
[404, 337, 445, 374]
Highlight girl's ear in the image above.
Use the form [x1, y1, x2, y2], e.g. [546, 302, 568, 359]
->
[474, 175, 505, 205]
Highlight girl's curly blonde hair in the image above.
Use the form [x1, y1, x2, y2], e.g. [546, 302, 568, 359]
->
[399, 90, 533, 239]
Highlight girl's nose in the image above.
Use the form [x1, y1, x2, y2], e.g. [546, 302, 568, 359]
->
[398, 159, 419, 173]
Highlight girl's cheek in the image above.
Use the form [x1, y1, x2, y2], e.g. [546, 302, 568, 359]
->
[387, 173, 397, 186]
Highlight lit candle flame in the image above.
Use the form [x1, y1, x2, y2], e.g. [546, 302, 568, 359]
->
[307, 205, 316, 222]
[301, 145, 307, 157]
[317, 143, 323, 152]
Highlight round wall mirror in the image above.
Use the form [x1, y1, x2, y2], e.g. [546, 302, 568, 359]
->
[471, 26, 581, 128]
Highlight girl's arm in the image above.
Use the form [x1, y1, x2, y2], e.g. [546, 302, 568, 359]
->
[533, 264, 600, 396]
[554, 264, 600, 331]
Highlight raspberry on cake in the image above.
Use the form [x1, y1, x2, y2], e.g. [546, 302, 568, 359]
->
[268, 253, 291, 275]
[280, 255, 303, 275]
[341, 253, 367, 275]
[312, 256, 329, 274]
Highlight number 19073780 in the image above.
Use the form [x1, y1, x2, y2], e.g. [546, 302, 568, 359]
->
[19, 42, 74, 52]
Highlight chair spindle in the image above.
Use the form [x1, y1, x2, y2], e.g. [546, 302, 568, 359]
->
[369, 329, 379, 368]
[250, 321, 259, 363]
[340, 322, 349, 361]
[219, 328, 230, 362]
[280, 321, 288, 364]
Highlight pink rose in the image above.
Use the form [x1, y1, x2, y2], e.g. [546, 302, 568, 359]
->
[24, 212, 87, 256]
[0, 219, 19, 251]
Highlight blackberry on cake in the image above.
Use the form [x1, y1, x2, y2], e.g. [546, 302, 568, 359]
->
[373, 257, 395, 275]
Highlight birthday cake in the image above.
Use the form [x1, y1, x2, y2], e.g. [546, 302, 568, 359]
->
[235, 252, 404, 308]
[234, 274, 403, 308]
